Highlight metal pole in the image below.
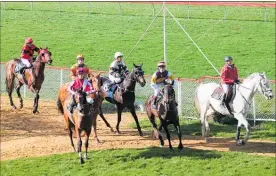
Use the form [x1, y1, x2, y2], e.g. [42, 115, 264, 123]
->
[118, 2, 122, 16]
[4, 2, 6, 10]
[30, 1, 33, 11]
[264, 7, 267, 22]
[60, 69, 63, 87]
[252, 98, 256, 127]
[151, 3, 155, 17]
[163, 2, 167, 65]
[88, 2, 91, 15]
[187, 5, 190, 20]
[59, 2, 61, 15]
[177, 78, 182, 117]
[224, 6, 227, 20]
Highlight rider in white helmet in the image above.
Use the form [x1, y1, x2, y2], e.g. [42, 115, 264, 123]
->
[107, 52, 129, 90]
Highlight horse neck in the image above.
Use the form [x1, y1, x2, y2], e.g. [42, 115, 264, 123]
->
[238, 78, 259, 102]
[122, 72, 136, 91]
[33, 57, 46, 76]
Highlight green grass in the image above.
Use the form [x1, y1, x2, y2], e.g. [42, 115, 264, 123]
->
[1, 2, 275, 79]
[1, 148, 275, 176]
[131, 118, 276, 141]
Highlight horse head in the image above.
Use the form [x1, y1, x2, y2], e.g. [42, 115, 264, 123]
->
[163, 83, 176, 104]
[131, 63, 146, 87]
[36, 47, 53, 65]
[91, 72, 102, 92]
[256, 72, 274, 100]
[75, 88, 90, 115]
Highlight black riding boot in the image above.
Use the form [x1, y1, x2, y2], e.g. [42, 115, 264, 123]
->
[220, 93, 226, 106]
[68, 94, 77, 114]
[152, 96, 158, 109]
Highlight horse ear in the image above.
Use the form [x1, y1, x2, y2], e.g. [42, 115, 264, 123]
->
[141, 63, 143, 67]
[46, 47, 48, 50]
[133, 63, 137, 67]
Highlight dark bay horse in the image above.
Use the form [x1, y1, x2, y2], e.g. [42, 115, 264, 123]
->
[99, 64, 146, 136]
[5, 48, 52, 113]
[145, 81, 183, 151]
[57, 73, 113, 143]
[57, 87, 93, 164]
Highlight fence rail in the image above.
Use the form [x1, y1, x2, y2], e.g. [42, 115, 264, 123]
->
[1, 63, 275, 122]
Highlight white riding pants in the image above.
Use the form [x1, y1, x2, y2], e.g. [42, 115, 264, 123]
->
[222, 84, 230, 94]
[151, 83, 164, 97]
[109, 74, 122, 84]
[20, 58, 31, 67]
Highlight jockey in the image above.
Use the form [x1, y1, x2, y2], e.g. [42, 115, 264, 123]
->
[67, 67, 95, 115]
[19, 37, 40, 74]
[70, 54, 93, 80]
[220, 56, 240, 106]
[107, 51, 129, 90]
[151, 61, 174, 109]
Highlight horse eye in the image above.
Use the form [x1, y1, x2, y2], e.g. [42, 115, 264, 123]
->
[41, 53, 45, 57]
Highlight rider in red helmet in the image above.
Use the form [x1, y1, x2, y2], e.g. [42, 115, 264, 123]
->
[67, 67, 95, 116]
[19, 37, 40, 75]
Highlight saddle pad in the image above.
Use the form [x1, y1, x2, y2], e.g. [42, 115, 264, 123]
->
[14, 61, 25, 73]
[211, 87, 224, 100]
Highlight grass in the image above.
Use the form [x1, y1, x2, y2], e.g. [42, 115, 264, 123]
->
[131, 118, 276, 141]
[1, 148, 275, 176]
[1, 2, 275, 79]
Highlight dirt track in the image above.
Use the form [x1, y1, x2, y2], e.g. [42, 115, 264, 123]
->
[1, 96, 275, 161]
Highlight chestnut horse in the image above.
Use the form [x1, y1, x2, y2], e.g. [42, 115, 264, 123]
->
[5, 48, 52, 113]
[57, 73, 113, 144]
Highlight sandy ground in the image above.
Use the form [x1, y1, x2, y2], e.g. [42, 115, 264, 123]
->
[1, 96, 275, 161]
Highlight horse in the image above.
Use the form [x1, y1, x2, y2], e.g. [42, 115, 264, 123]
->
[57, 73, 113, 143]
[145, 80, 183, 151]
[99, 63, 146, 136]
[195, 72, 274, 145]
[57, 86, 94, 164]
[5, 48, 53, 113]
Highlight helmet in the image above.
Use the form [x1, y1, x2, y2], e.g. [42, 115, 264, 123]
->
[25, 37, 33, 44]
[157, 61, 166, 67]
[114, 52, 123, 59]
[76, 54, 84, 60]
[77, 67, 85, 74]
[224, 56, 233, 62]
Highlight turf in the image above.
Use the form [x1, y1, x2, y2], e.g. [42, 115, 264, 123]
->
[1, 2, 275, 79]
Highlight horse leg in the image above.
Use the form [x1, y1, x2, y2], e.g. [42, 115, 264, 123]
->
[173, 122, 183, 151]
[128, 106, 143, 136]
[115, 105, 123, 134]
[99, 106, 114, 132]
[92, 115, 100, 144]
[149, 115, 164, 146]
[77, 128, 84, 164]
[200, 102, 210, 142]
[15, 81, 24, 109]
[6, 76, 17, 109]
[68, 121, 76, 152]
[33, 92, 40, 114]
[84, 128, 91, 160]
[235, 113, 250, 145]
[162, 121, 173, 151]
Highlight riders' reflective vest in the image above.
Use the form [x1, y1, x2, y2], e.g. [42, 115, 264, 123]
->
[109, 60, 128, 77]
[220, 64, 238, 84]
[70, 63, 92, 80]
[20, 44, 39, 60]
[68, 78, 94, 94]
[151, 70, 174, 85]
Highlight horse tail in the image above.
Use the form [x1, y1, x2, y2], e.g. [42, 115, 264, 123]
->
[5, 77, 14, 93]
[57, 96, 64, 115]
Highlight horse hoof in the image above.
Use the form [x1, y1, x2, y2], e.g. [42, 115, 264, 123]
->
[95, 138, 100, 144]
[236, 140, 245, 146]
[139, 131, 143, 137]
[178, 145, 184, 151]
[19, 105, 23, 109]
[12, 105, 17, 110]
[32, 110, 37, 114]
[115, 131, 121, 135]
[169, 148, 174, 152]
[80, 158, 85, 164]
[110, 128, 114, 132]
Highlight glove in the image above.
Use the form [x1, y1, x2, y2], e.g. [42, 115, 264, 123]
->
[234, 79, 240, 84]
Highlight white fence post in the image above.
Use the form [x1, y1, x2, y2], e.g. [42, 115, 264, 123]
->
[88, 2, 91, 15]
[23, 85, 26, 98]
[151, 3, 155, 17]
[60, 69, 63, 87]
[187, 5, 190, 19]
[252, 98, 256, 127]
[177, 78, 182, 117]
[264, 7, 267, 22]
[118, 3, 122, 16]
[224, 6, 227, 20]
[59, 2, 61, 14]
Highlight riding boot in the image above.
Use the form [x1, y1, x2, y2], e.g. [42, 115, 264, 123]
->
[68, 94, 77, 114]
[152, 96, 158, 109]
[220, 93, 226, 107]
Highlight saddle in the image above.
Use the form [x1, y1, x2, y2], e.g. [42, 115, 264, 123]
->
[211, 84, 236, 103]
[14, 60, 25, 74]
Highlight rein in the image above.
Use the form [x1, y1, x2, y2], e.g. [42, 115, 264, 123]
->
[237, 83, 253, 106]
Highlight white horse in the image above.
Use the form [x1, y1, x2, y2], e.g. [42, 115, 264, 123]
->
[195, 72, 274, 145]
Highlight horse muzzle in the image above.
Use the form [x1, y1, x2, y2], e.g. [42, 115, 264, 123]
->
[47, 59, 53, 65]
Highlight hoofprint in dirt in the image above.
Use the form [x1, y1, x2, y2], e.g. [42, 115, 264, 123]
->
[0, 96, 275, 161]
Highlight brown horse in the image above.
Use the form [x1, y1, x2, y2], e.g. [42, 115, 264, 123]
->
[57, 73, 113, 143]
[145, 81, 183, 151]
[5, 48, 52, 113]
[57, 87, 93, 164]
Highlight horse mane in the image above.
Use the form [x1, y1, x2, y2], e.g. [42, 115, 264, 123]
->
[243, 72, 261, 83]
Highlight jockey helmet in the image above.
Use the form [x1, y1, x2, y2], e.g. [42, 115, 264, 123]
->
[224, 56, 232, 62]
[77, 54, 84, 60]
[157, 61, 166, 67]
[25, 37, 33, 44]
[77, 67, 85, 74]
[114, 52, 123, 59]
